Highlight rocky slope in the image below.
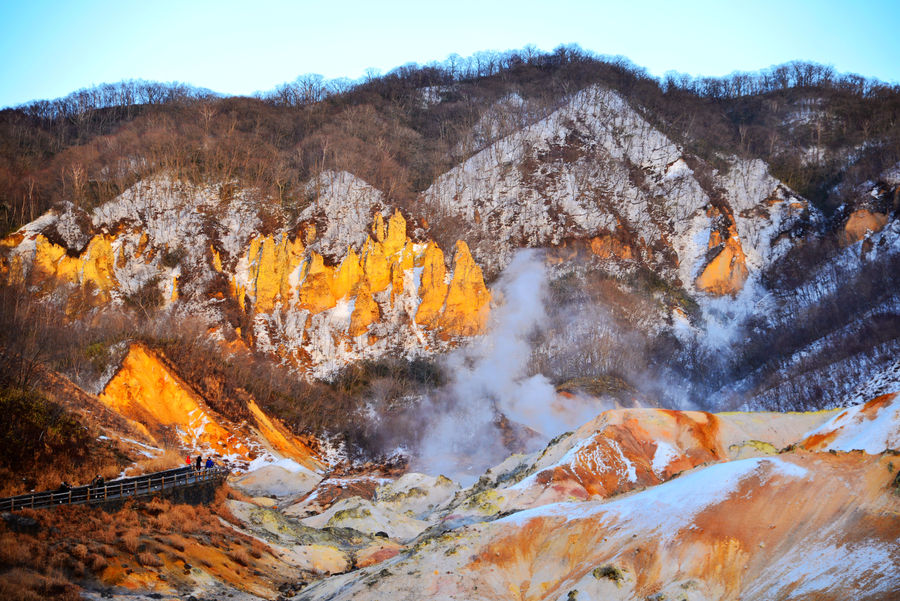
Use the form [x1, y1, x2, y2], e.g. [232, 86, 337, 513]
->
[96, 342, 322, 471]
[2, 55, 900, 601]
[293, 393, 900, 601]
[0, 173, 490, 379]
[2, 334, 897, 600]
[3, 82, 897, 413]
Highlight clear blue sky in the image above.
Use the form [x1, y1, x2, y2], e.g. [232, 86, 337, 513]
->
[1, 0, 898, 108]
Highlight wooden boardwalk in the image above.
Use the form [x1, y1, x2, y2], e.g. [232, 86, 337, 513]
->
[0, 466, 229, 511]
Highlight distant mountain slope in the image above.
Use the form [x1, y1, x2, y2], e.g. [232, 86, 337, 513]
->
[1, 51, 898, 419]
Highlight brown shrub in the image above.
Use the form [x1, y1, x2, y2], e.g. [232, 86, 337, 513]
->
[69, 543, 88, 561]
[68, 559, 85, 578]
[118, 529, 141, 554]
[0, 531, 32, 565]
[88, 553, 108, 573]
[0, 567, 80, 601]
[159, 535, 185, 552]
[153, 512, 174, 530]
[212, 485, 241, 525]
[49, 550, 69, 569]
[91, 527, 116, 545]
[136, 552, 163, 567]
[228, 548, 250, 567]
[129, 450, 184, 476]
[168, 503, 203, 533]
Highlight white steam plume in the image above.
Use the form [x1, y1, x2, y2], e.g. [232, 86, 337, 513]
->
[413, 249, 610, 483]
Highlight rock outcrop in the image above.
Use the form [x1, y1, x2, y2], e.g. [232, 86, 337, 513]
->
[695, 204, 749, 296]
[98, 342, 321, 469]
[0, 181, 492, 377]
[842, 208, 889, 245]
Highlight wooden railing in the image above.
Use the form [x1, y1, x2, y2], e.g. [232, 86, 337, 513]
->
[0, 466, 229, 511]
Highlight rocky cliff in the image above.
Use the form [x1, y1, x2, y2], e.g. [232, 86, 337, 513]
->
[0, 174, 491, 378]
[1, 81, 897, 407]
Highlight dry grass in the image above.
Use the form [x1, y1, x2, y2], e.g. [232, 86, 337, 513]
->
[69, 544, 88, 561]
[137, 552, 163, 567]
[228, 548, 251, 566]
[119, 528, 142, 554]
[123, 449, 185, 477]
[0, 567, 80, 601]
[158, 535, 185, 552]
[0, 486, 280, 598]
[88, 553, 108, 572]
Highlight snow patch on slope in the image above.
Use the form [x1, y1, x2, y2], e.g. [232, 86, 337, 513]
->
[505, 457, 808, 534]
[802, 393, 900, 452]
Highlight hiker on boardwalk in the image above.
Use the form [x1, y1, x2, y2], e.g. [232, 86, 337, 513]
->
[205, 457, 215, 470]
[185, 455, 192, 468]
[195, 455, 202, 471]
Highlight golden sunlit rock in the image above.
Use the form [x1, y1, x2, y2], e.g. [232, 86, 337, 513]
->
[695, 236, 748, 295]
[842, 209, 888, 245]
[246, 398, 321, 471]
[1, 208, 494, 372]
[439, 240, 491, 336]
[372, 212, 386, 242]
[298, 252, 337, 314]
[211, 244, 223, 272]
[414, 242, 448, 328]
[349, 286, 380, 337]
[30, 233, 119, 304]
[246, 233, 305, 312]
[362, 236, 391, 293]
[332, 247, 363, 300]
[383, 209, 407, 257]
[99, 343, 245, 455]
[589, 233, 634, 259]
[390, 241, 415, 302]
[696, 206, 748, 296]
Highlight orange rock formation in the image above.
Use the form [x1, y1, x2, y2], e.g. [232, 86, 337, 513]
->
[234, 208, 491, 339]
[99, 343, 249, 456]
[696, 205, 748, 296]
[842, 209, 889, 245]
[28, 233, 119, 304]
[98, 343, 321, 468]
[438, 241, 491, 337]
